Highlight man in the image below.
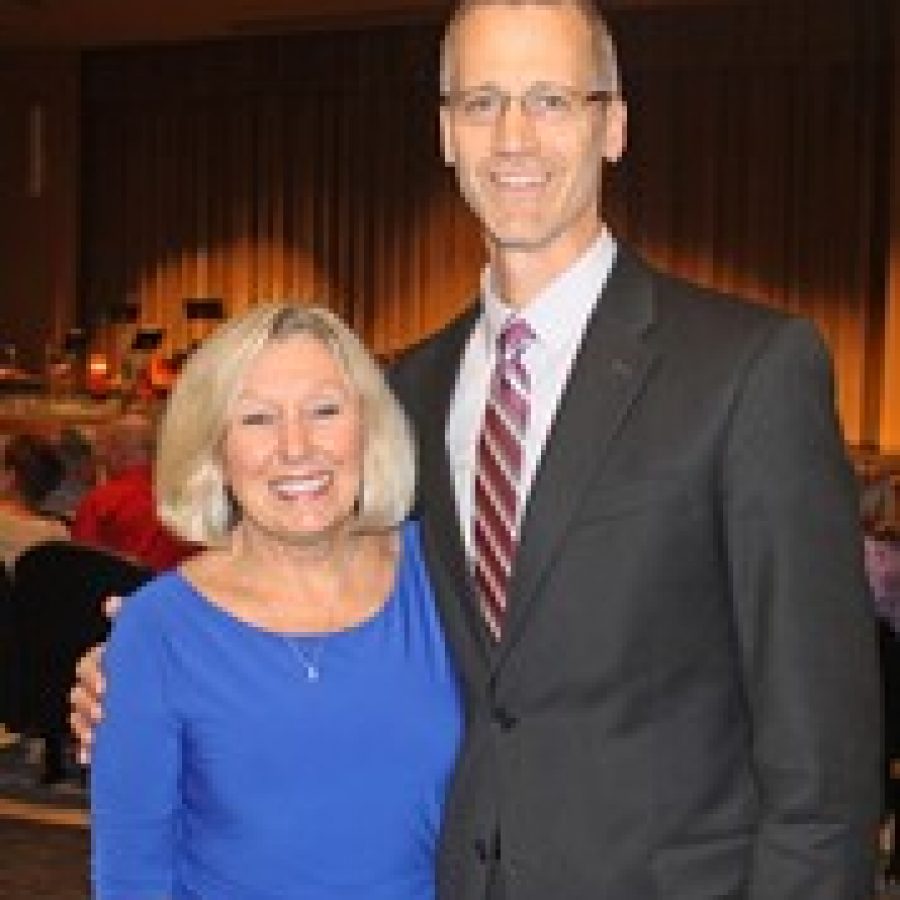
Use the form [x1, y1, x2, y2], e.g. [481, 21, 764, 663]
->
[74, 2, 880, 897]
[39, 427, 98, 523]
[0, 433, 68, 566]
[71, 412, 196, 571]
[392, 1, 879, 897]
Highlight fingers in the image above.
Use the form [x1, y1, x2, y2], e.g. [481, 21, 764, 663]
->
[69, 684, 99, 765]
[69, 643, 106, 766]
[75, 643, 106, 698]
[103, 594, 122, 619]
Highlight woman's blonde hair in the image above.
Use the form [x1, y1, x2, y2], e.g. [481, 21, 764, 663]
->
[156, 303, 415, 545]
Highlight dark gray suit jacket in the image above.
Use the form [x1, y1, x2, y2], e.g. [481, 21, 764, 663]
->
[391, 247, 881, 900]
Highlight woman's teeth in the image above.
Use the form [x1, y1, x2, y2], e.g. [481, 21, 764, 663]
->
[271, 474, 331, 498]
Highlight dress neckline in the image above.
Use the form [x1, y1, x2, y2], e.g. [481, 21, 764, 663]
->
[172, 524, 409, 641]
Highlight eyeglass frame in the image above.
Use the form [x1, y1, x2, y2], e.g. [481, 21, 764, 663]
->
[439, 83, 617, 125]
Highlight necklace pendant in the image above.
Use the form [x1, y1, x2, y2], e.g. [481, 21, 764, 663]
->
[284, 636, 324, 683]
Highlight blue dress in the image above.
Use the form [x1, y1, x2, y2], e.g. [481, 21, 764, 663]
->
[91, 520, 463, 900]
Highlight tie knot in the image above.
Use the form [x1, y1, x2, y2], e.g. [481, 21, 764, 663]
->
[498, 317, 534, 358]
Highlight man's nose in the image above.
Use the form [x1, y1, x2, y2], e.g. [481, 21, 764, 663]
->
[492, 98, 538, 153]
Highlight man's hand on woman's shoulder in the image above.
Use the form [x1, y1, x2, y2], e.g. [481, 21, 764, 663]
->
[69, 594, 122, 764]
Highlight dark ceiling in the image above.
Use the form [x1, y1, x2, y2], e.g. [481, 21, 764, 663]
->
[0, 0, 743, 49]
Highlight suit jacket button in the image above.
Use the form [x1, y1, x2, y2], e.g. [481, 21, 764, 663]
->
[492, 706, 518, 731]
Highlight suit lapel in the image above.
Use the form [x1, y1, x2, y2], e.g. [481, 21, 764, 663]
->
[496, 249, 659, 667]
[413, 309, 495, 666]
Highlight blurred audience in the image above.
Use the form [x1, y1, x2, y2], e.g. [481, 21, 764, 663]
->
[860, 463, 900, 887]
[71, 412, 197, 571]
[0, 433, 69, 566]
[861, 467, 897, 535]
[867, 529, 900, 631]
[39, 427, 98, 524]
[862, 466, 900, 621]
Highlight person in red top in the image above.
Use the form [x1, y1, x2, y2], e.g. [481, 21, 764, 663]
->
[71, 412, 196, 571]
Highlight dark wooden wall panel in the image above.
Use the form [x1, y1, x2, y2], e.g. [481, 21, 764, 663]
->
[0, 51, 80, 370]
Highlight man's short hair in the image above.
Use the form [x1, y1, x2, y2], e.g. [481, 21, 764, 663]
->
[156, 303, 415, 546]
[3, 433, 64, 507]
[57, 427, 94, 467]
[440, 0, 621, 95]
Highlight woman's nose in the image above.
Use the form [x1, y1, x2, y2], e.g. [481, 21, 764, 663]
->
[278, 415, 313, 461]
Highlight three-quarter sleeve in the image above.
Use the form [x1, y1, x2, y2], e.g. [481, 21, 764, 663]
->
[91, 589, 181, 899]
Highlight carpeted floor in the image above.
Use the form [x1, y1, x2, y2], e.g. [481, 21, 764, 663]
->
[0, 815, 89, 899]
[0, 728, 90, 898]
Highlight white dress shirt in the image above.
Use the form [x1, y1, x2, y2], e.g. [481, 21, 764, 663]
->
[446, 231, 618, 554]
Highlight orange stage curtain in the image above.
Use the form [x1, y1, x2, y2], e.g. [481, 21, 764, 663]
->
[80, 0, 891, 445]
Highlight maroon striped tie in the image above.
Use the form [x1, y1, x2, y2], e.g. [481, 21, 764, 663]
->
[473, 316, 535, 640]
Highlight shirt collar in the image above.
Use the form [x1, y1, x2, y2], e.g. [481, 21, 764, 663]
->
[480, 230, 617, 353]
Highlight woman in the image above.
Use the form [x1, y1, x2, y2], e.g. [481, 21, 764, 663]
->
[90, 304, 462, 899]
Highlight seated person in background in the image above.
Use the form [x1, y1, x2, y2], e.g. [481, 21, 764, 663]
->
[866, 526, 900, 631]
[861, 466, 900, 628]
[71, 412, 196, 571]
[869, 529, 900, 885]
[861, 467, 896, 532]
[91, 303, 461, 900]
[0, 433, 68, 566]
[861, 470, 900, 884]
[38, 427, 98, 524]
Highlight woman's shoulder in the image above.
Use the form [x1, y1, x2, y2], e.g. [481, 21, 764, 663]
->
[113, 569, 196, 634]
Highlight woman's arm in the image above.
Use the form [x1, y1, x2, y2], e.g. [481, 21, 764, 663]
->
[90, 589, 180, 899]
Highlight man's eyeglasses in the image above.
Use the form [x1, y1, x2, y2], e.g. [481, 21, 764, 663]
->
[440, 84, 616, 126]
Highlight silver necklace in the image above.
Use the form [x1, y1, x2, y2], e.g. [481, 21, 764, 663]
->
[250, 537, 369, 683]
[262, 557, 351, 684]
[284, 634, 328, 683]
[256, 590, 338, 683]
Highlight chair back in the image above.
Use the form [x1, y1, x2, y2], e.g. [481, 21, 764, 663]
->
[0, 561, 15, 727]
[10, 541, 154, 737]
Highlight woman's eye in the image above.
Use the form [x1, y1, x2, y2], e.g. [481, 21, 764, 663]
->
[240, 412, 274, 426]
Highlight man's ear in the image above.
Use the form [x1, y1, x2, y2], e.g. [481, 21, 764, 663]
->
[601, 98, 627, 164]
